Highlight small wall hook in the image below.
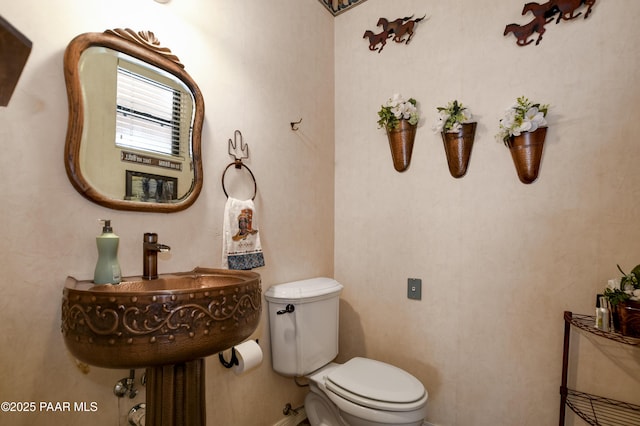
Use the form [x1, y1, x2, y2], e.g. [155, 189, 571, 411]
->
[290, 118, 302, 131]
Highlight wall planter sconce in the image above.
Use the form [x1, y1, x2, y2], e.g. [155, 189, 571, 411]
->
[377, 94, 420, 172]
[387, 120, 418, 172]
[498, 96, 550, 184]
[441, 123, 477, 179]
[434, 100, 476, 178]
[506, 127, 548, 184]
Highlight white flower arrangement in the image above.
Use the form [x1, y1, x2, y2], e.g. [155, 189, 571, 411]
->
[377, 93, 419, 131]
[497, 96, 549, 145]
[433, 100, 473, 133]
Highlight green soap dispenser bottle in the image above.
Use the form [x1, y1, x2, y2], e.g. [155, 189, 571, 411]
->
[94, 219, 122, 284]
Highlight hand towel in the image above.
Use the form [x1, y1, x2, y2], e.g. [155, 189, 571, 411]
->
[222, 197, 265, 270]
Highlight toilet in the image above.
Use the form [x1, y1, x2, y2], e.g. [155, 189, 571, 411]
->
[265, 277, 428, 426]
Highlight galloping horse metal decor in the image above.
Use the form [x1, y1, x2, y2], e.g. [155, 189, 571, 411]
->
[504, 0, 597, 46]
[363, 14, 427, 53]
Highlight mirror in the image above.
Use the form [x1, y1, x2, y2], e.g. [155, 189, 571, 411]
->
[64, 29, 204, 212]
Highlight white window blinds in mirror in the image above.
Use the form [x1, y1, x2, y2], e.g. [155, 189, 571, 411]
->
[115, 66, 189, 158]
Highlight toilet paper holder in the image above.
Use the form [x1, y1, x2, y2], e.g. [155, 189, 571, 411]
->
[219, 339, 259, 369]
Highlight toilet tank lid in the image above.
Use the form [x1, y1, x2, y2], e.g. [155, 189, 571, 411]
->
[265, 277, 343, 302]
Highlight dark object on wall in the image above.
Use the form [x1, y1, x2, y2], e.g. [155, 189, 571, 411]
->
[504, 17, 550, 46]
[363, 29, 391, 53]
[504, 0, 597, 47]
[0, 15, 32, 106]
[378, 14, 427, 44]
[364, 14, 427, 53]
[548, 0, 597, 23]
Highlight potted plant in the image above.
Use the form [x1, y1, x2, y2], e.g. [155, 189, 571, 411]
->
[434, 100, 476, 178]
[377, 93, 420, 172]
[604, 264, 640, 337]
[497, 96, 549, 184]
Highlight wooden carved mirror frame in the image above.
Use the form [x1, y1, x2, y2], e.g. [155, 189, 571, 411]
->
[63, 29, 205, 212]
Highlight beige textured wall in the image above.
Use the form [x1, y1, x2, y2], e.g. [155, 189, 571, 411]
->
[0, 1, 333, 425]
[334, 1, 640, 425]
[3, 0, 640, 425]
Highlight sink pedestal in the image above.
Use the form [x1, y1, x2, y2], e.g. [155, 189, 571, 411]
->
[146, 359, 205, 426]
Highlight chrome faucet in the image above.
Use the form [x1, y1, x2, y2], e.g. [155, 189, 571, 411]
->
[142, 233, 170, 280]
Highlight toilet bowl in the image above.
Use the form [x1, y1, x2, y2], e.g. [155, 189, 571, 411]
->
[265, 277, 428, 426]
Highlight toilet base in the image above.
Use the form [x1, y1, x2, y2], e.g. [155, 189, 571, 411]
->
[339, 410, 425, 426]
[305, 390, 347, 426]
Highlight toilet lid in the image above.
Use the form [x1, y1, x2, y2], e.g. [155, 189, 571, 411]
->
[325, 357, 426, 411]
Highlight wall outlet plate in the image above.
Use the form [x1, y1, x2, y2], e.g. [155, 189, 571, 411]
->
[408, 278, 422, 300]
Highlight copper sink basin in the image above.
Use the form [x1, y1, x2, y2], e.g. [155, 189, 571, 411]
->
[61, 268, 261, 369]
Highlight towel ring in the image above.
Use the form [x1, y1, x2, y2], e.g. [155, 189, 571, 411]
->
[221, 161, 257, 200]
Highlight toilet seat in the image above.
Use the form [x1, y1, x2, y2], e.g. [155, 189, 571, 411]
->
[324, 357, 427, 411]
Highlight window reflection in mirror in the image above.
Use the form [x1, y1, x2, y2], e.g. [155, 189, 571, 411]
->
[78, 47, 195, 203]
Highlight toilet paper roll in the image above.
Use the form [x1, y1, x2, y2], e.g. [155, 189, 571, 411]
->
[232, 340, 263, 375]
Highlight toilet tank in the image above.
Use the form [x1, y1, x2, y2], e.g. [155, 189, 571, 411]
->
[265, 277, 343, 376]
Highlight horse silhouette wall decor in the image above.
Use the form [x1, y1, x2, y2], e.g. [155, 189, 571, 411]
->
[363, 14, 427, 53]
[504, 0, 597, 46]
